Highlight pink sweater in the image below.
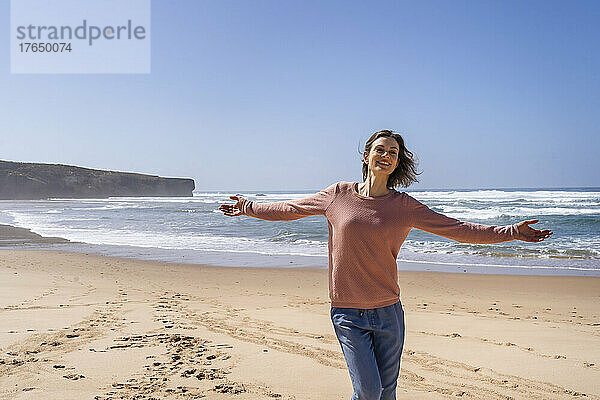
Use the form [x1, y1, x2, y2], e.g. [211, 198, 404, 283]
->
[242, 181, 519, 309]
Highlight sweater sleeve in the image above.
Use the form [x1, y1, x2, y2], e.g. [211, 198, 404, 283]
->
[406, 194, 519, 244]
[241, 183, 338, 221]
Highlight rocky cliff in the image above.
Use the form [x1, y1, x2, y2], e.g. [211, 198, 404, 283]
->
[0, 160, 195, 199]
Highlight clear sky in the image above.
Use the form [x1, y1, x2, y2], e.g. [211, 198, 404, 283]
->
[1, 1, 598, 191]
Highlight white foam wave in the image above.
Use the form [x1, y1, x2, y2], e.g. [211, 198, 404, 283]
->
[5, 211, 328, 257]
[396, 258, 597, 272]
[40, 189, 600, 209]
[437, 205, 600, 219]
[408, 190, 600, 205]
[401, 238, 600, 258]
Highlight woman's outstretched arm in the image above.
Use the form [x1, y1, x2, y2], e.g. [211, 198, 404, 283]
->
[406, 195, 553, 244]
[218, 182, 338, 221]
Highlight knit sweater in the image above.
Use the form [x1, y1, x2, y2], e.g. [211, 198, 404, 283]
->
[242, 181, 519, 309]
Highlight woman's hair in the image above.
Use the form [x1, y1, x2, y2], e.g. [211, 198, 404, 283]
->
[362, 130, 420, 189]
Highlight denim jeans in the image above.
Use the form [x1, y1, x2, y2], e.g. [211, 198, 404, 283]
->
[330, 301, 405, 400]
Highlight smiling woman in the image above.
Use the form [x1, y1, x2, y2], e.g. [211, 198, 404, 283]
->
[361, 130, 420, 193]
[219, 129, 553, 400]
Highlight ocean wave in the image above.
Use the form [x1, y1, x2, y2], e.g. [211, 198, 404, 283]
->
[401, 238, 599, 259]
[41, 190, 600, 208]
[3, 213, 328, 257]
[409, 190, 600, 204]
[2, 188, 599, 268]
[396, 258, 598, 272]
[437, 205, 600, 219]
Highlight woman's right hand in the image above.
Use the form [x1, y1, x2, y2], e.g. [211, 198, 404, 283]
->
[218, 195, 247, 217]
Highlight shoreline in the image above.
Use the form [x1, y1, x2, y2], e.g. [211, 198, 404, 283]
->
[0, 249, 598, 399]
[1, 224, 598, 277]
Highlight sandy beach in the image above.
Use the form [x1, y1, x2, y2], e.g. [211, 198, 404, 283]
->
[0, 249, 598, 399]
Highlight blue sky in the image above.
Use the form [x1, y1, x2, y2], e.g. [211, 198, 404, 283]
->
[1, 0, 598, 191]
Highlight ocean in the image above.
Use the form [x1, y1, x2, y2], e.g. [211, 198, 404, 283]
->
[1, 186, 598, 276]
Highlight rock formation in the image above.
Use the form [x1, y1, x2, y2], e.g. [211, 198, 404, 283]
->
[0, 160, 195, 199]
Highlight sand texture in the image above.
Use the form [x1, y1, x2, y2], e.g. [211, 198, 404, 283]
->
[0, 250, 598, 399]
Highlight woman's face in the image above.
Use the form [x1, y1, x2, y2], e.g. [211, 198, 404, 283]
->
[364, 137, 400, 176]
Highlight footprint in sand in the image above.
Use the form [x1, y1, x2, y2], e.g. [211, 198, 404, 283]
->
[214, 383, 246, 394]
[583, 362, 595, 367]
[96, 333, 239, 398]
[63, 373, 85, 380]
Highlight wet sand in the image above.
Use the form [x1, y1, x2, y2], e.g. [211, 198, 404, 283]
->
[0, 249, 598, 399]
[0, 224, 69, 247]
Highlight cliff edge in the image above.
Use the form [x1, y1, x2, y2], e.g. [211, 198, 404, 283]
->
[0, 160, 195, 199]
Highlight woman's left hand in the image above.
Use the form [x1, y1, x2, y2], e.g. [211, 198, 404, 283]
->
[514, 219, 553, 242]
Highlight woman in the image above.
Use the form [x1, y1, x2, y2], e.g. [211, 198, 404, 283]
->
[218, 129, 552, 400]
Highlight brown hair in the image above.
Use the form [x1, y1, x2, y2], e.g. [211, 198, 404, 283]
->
[362, 130, 420, 189]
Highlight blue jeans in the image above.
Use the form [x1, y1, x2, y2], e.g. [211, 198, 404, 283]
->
[330, 301, 405, 400]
